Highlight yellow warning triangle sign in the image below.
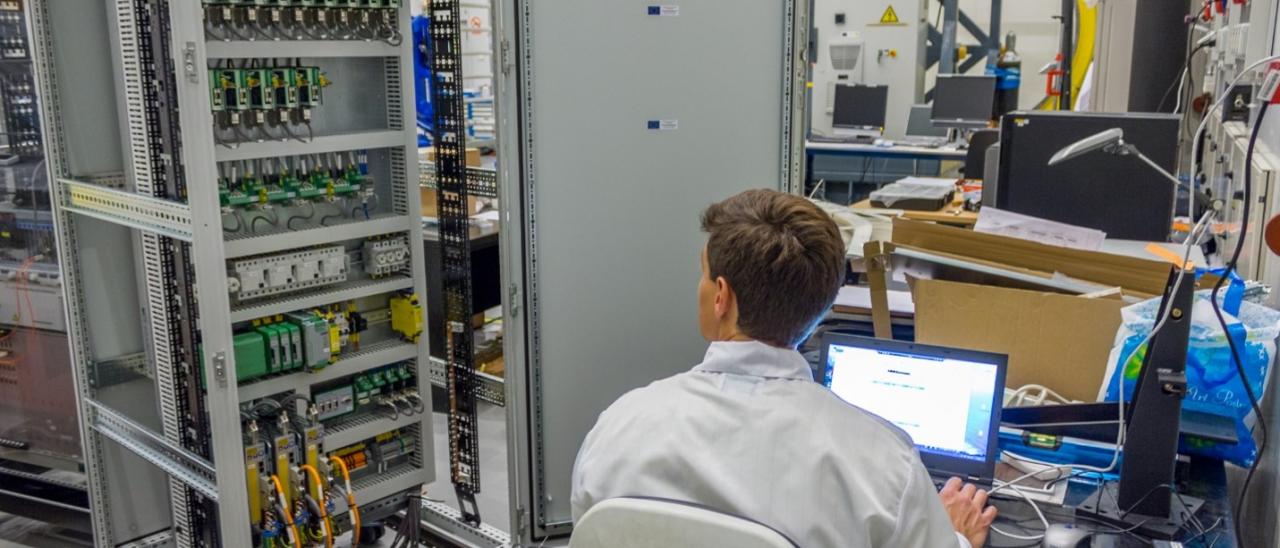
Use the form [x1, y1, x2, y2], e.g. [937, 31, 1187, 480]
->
[880, 5, 900, 24]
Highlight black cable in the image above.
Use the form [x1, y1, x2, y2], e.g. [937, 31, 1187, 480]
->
[1212, 102, 1270, 548]
[1160, 39, 1215, 114]
[285, 200, 315, 230]
[1158, 23, 1197, 114]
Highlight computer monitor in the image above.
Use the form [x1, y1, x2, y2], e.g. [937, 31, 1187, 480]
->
[994, 111, 1180, 241]
[832, 84, 889, 130]
[821, 334, 1007, 481]
[931, 75, 997, 129]
[906, 104, 949, 137]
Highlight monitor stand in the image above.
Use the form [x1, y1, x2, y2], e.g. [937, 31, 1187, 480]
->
[1074, 268, 1201, 540]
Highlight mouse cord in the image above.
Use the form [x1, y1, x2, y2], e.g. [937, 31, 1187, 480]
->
[988, 479, 1050, 542]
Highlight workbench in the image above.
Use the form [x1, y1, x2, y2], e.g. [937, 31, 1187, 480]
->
[850, 196, 978, 227]
[988, 458, 1237, 547]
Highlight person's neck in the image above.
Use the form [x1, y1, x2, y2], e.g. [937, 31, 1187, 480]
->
[714, 330, 795, 350]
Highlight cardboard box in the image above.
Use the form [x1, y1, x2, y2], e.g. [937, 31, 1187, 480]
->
[912, 278, 1125, 403]
[422, 147, 482, 167]
[421, 147, 483, 217]
[421, 192, 480, 218]
[892, 218, 1175, 298]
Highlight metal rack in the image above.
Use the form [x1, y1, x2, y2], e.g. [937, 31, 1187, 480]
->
[31, 0, 434, 545]
[426, 0, 485, 528]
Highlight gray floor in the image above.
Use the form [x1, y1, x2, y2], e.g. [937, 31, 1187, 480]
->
[427, 401, 512, 534]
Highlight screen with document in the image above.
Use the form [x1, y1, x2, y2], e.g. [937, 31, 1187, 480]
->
[825, 344, 999, 462]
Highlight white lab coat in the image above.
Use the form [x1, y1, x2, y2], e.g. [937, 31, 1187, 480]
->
[571, 340, 970, 548]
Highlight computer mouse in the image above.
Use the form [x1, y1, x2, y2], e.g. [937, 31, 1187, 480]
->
[1042, 524, 1092, 548]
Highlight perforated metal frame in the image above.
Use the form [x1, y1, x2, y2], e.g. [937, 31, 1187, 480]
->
[38, 0, 435, 545]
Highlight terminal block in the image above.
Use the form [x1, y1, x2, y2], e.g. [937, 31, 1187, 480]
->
[309, 362, 416, 423]
[362, 235, 410, 278]
[219, 151, 375, 235]
[208, 65, 330, 141]
[328, 428, 416, 481]
[228, 245, 347, 302]
[202, 0, 403, 44]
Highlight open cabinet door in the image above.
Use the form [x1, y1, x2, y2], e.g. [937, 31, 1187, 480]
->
[496, 0, 807, 542]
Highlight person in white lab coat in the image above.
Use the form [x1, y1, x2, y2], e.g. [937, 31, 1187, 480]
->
[570, 189, 997, 547]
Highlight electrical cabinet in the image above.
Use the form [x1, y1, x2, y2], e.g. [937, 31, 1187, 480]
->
[496, 0, 807, 542]
[0, 0, 81, 477]
[809, 0, 927, 139]
[31, 0, 435, 545]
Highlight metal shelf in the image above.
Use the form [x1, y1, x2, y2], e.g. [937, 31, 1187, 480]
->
[323, 408, 423, 450]
[57, 178, 193, 241]
[205, 39, 400, 59]
[428, 356, 505, 406]
[236, 339, 417, 402]
[352, 464, 430, 508]
[224, 213, 412, 259]
[230, 276, 413, 323]
[214, 130, 406, 162]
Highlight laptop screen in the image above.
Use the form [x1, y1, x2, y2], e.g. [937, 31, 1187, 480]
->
[824, 341, 1001, 464]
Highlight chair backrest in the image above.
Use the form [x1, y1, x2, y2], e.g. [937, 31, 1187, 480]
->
[964, 128, 1000, 179]
[569, 497, 800, 548]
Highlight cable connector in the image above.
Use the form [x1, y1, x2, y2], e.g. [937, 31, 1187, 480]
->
[1259, 62, 1280, 105]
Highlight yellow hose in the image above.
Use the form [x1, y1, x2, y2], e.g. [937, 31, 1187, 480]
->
[300, 464, 334, 548]
[270, 474, 303, 548]
[1070, 0, 1098, 108]
[329, 456, 361, 546]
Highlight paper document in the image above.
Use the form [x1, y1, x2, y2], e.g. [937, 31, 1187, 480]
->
[974, 207, 1106, 251]
[834, 285, 915, 315]
[894, 176, 958, 189]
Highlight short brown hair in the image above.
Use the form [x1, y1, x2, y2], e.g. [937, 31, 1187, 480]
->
[701, 189, 845, 347]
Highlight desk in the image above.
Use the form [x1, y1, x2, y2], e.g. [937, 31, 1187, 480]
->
[806, 140, 969, 161]
[807, 140, 969, 194]
[850, 197, 978, 227]
[422, 222, 501, 361]
[988, 458, 1236, 547]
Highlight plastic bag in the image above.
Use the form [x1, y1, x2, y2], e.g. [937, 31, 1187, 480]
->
[1100, 274, 1279, 467]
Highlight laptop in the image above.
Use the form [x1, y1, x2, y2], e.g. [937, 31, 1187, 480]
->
[820, 334, 1007, 488]
[901, 104, 949, 148]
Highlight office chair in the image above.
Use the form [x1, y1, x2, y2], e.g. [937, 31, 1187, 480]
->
[963, 128, 1000, 180]
[569, 497, 800, 548]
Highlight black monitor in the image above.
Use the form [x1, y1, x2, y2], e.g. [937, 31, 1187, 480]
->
[994, 111, 1180, 241]
[932, 75, 997, 128]
[832, 84, 889, 129]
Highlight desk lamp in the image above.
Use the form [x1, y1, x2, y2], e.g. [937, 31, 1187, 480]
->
[1011, 129, 1213, 538]
[1048, 128, 1220, 213]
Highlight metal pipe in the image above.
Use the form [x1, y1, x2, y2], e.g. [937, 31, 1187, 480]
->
[940, 0, 959, 74]
[989, 0, 1002, 63]
[1059, 0, 1074, 109]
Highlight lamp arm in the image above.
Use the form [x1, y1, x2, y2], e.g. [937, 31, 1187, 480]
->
[1128, 147, 1185, 189]
[1126, 146, 1219, 211]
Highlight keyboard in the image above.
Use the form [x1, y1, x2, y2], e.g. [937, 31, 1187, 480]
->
[899, 138, 948, 149]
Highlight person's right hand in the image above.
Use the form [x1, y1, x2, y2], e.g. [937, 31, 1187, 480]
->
[938, 477, 998, 547]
